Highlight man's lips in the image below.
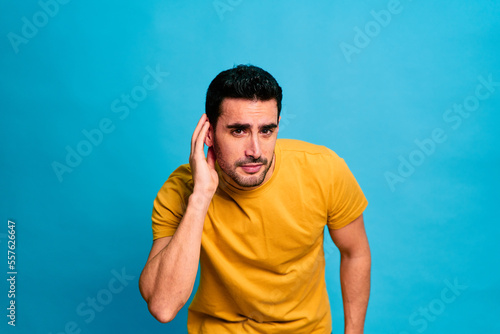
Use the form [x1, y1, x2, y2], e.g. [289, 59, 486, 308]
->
[239, 164, 263, 173]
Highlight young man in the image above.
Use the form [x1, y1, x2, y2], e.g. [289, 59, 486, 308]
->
[139, 65, 371, 333]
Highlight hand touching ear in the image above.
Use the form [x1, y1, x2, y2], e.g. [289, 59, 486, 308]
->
[189, 114, 219, 198]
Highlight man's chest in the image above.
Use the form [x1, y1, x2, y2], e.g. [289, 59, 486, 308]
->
[202, 188, 328, 269]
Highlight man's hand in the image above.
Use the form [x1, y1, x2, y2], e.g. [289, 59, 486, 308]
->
[189, 114, 219, 198]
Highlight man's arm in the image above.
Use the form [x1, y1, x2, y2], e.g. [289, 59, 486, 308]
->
[138, 114, 218, 323]
[329, 214, 371, 334]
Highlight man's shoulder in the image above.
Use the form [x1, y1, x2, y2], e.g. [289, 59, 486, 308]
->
[277, 138, 340, 159]
[170, 163, 192, 177]
[160, 163, 193, 192]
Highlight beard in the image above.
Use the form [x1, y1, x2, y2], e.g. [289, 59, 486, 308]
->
[213, 137, 274, 188]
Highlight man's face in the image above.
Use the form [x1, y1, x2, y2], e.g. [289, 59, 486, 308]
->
[210, 98, 280, 190]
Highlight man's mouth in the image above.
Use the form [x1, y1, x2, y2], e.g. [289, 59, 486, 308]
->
[240, 164, 263, 174]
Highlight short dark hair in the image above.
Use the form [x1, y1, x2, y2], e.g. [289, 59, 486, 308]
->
[205, 64, 282, 127]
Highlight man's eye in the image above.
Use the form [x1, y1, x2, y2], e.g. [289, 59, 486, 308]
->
[232, 129, 244, 135]
[262, 129, 274, 135]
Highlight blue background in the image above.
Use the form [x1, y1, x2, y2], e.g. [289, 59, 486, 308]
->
[1, 0, 499, 333]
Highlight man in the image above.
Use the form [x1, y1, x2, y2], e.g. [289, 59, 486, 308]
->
[139, 65, 371, 333]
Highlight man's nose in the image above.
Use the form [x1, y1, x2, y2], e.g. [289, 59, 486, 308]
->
[245, 135, 262, 159]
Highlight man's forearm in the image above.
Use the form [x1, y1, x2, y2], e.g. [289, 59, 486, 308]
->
[340, 252, 371, 334]
[139, 192, 211, 322]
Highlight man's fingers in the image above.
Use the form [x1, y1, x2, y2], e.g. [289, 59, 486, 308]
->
[193, 121, 210, 158]
[191, 114, 207, 152]
[191, 114, 208, 153]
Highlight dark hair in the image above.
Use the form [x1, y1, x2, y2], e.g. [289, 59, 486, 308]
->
[205, 64, 282, 127]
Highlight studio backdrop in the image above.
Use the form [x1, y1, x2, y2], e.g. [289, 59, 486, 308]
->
[1, 0, 499, 333]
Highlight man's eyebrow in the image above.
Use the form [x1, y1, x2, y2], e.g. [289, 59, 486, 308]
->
[226, 123, 251, 129]
[226, 123, 278, 130]
[261, 123, 278, 130]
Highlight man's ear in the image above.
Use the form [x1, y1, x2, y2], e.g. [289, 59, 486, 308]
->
[204, 123, 214, 147]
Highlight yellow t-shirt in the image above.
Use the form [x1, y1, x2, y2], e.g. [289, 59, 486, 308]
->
[152, 139, 368, 334]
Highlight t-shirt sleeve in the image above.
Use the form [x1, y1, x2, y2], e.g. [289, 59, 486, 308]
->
[327, 153, 368, 230]
[151, 164, 194, 240]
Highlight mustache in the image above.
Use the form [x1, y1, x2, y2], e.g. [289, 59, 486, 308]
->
[235, 157, 268, 167]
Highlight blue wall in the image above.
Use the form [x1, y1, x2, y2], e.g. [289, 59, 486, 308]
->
[1, 1, 499, 333]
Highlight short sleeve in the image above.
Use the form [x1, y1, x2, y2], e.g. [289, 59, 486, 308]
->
[151, 164, 194, 240]
[327, 154, 368, 230]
